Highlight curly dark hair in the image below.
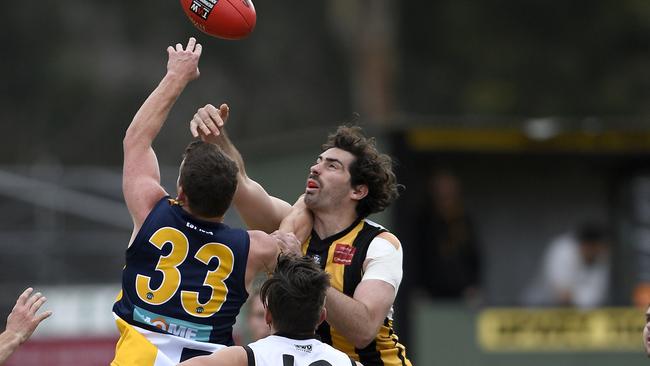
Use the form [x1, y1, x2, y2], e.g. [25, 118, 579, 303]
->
[322, 125, 400, 218]
[260, 254, 330, 335]
[179, 141, 238, 218]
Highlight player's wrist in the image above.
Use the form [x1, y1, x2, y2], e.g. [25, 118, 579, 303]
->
[163, 71, 194, 86]
[1, 329, 24, 346]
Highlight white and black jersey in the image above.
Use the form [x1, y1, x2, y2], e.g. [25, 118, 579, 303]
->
[244, 334, 356, 366]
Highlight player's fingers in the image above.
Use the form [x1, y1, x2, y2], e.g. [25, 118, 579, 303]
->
[199, 123, 212, 136]
[195, 43, 202, 57]
[187, 37, 196, 52]
[16, 288, 33, 307]
[202, 106, 222, 135]
[25, 292, 42, 309]
[167, 46, 175, 55]
[35, 310, 53, 323]
[31, 296, 47, 313]
[219, 104, 229, 125]
[194, 114, 212, 136]
[176, 43, 183, 52]
[205, 104, 220, 121]
[190, 120, 199, 138]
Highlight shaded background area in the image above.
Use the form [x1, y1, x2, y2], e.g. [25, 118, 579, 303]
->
[1, 0, 649, 365]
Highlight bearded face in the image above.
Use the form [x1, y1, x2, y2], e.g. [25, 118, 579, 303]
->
[304, 148, 356, 212]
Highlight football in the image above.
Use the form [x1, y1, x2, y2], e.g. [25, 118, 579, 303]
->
[180, 0, 256, 40]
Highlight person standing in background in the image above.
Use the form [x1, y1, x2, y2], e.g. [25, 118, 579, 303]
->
[414, 170, 482, 303]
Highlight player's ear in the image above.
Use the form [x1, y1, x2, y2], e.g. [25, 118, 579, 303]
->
[317, 306, 327, 326]
[264, 307, 273, 327]
[177, 186, 186, 203]
[350, 184, 368, 202]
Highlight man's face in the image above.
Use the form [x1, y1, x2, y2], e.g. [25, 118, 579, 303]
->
[304, 148, 356, 212]
[643, 306, 650, 357]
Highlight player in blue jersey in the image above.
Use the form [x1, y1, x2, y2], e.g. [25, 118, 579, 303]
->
[111, 37, 304, 366]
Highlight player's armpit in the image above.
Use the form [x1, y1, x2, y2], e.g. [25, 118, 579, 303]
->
[245, 230, 282, 286]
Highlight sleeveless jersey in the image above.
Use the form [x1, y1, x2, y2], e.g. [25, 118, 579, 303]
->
[113, 197, 250, 347]
[301, 219, 412, 366]
[246, 334, 356, 366]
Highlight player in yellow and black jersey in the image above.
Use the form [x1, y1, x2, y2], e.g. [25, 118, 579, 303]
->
[302, 217, 410, 366]
[190, 108, 413, 366]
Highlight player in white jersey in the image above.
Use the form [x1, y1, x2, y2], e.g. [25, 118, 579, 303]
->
[178, 254, 362, 366]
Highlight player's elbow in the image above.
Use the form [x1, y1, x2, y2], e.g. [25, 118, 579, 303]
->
[352, 329, 377, 349]
[123, 126, 138, 149]
[123, 123, 149, 150]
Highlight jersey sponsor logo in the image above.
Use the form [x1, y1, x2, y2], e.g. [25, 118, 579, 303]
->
[332, 244, 356, 265]
[294, 344, 313, 353]
[133, 306, 213, 341]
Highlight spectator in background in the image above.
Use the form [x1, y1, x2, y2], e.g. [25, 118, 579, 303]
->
[246, 288, 271, 342]
[0, 288, 52, 365]
[523, 222, 611, 308]
[414, 170, 482, 303]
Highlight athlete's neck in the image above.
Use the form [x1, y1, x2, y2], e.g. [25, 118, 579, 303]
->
[312, 209, 358, 239]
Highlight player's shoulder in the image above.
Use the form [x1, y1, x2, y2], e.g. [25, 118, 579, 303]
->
[363, 220, 400, 250]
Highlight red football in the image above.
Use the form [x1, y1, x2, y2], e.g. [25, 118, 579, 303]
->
[180, 0, 256, 40]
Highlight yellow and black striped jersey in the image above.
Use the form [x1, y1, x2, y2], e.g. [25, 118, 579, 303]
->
[302, 218, 412, 366]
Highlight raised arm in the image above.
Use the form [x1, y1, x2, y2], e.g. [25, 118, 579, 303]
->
[243, 197, 311, 288]
[123, 38, 202, 236]
[189, 104, 292, 233]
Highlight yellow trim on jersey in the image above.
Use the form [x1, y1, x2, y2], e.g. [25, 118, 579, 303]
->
[331, 327, 358, 361]
[111, 317, 159, 366]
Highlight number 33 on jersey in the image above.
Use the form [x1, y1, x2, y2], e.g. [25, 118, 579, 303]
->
[113, 197, 251, 346]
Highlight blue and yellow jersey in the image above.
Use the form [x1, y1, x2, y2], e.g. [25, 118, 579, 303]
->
[113, 197, 249, 346]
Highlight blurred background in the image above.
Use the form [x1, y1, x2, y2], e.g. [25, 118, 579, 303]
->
[1, 0, 649, 365]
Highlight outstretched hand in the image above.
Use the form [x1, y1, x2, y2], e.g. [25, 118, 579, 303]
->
[190, 103, 230, 142]
[5, 288, 52, 344]
[166, 37, 202, 83]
